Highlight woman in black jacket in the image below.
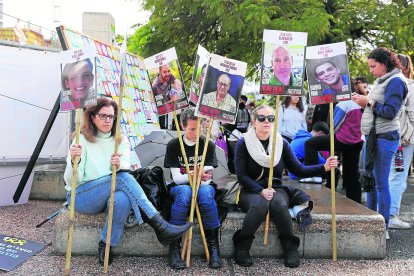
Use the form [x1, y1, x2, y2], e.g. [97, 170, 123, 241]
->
[233, 105, 338, 268]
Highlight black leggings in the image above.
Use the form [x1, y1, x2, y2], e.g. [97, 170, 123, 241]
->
[238, 189, 293, 237]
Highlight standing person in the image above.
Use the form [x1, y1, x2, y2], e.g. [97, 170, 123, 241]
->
[223, 95, 251, 134]
[278, 96, 307, 143]
[304, 98, 364, 203]
[233, 105, 338, 268]
[352, 47, 408, 239]
[388, 54, 414, 230]
[63, 98, 191, 266]
[353, 76, 369, 96]
[164, 107, 223, 269]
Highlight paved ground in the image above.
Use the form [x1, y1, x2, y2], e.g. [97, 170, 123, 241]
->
[1, 177, 414, 275]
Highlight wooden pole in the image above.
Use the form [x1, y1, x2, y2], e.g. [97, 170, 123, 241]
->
[264, 96, 281, 245]
[329, 102, 337, 261]
[172, 113, 210, 264]
[64, 108, 82, 276]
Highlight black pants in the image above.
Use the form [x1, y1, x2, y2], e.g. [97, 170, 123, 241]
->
[305, 135, 363, 203]
[238, 189, 293, 237]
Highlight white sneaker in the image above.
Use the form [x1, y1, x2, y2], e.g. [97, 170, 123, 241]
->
[388, 216, 411, 230]
[386, 230, 390, 240]
[299, 177, 323, 184]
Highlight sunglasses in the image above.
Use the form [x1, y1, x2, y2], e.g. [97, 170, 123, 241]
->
[256, 115, 275, 123]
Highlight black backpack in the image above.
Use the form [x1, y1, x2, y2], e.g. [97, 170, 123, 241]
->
[130, 166, 169, 211]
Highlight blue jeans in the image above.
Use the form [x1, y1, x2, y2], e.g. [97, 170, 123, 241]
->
[366, 138, 399, 228]
[67, 172, 158, 246]
[389, 143, 414, 216]
[169, 184, 220, 229]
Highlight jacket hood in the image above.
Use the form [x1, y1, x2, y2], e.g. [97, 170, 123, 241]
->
[293, 129, 312, 140]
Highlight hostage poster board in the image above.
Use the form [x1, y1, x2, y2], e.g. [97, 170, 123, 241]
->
[189, 45, 210, 105]
[60, 46, 97, 111]
[0, 235, 46, 271]
[260, 30, 307, 96]
[305, 42, 351, 104]
[144, 47, 189, 115]
[196, 54, 247, 124]
[56, 26, 159, 167]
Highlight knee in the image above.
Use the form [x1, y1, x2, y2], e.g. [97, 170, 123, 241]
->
[112, 191, 131, 210]
[197, 185, 215, 207]
[250, 200, 269, 217]
[172, 185, 192, 207]
[117, 172, 137, 185]
[270, 197, 288, 211]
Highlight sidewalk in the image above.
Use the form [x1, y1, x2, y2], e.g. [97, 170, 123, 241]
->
[1, 180, 414, 275]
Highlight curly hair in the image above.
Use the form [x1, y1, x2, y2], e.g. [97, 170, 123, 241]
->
[79, 97, 118, 142]
[368, 47, 402, 73]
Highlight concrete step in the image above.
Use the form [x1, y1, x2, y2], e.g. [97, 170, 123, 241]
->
[30, 164, 67, 201]
[54, 176, 386, 259]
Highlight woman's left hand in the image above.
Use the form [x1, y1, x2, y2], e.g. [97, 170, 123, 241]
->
[324, 156, 339, 171]
[110, 153, 122, 169]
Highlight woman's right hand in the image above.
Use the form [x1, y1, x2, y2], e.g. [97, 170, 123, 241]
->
[261, 188, 275, 201]
[70, 144, 82, 162]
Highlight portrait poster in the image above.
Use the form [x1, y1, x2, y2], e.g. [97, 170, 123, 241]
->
[196, 54, 247, 124]
[305, 42, 351, 104]
[59, 46, 97, 111]
[260, 29, 307, 96]
[144, 47, 189, 116]
[189, 45, 210, 105]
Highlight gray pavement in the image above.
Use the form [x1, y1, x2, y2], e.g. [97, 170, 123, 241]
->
[1, 178, 414, 275]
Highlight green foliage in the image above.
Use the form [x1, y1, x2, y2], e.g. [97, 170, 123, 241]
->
[128, 0, 414, 87]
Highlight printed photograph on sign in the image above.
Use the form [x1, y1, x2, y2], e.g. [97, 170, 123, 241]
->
[305, 42, 351, 105]
[60, 46, 97, 111]
[144, 47, 189, 116]
[196, 54, 247, 124]
[189, 45, 210, 105]
[260, 30, 307, 96]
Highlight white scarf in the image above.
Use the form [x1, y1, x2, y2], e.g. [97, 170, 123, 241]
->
[244, 128, 283, 168]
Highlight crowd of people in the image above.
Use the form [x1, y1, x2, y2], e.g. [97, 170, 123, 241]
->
[64, 47, 413, 269]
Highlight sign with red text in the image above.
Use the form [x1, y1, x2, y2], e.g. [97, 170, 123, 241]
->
[144, 47, 189, 115]
[305, 42, 351, 104]
[196, 54, 247, 124]
[189, 45, 210, 105]
[260, 29, 307, 96]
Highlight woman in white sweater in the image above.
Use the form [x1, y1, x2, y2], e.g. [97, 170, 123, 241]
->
[64, 98, 191, 265]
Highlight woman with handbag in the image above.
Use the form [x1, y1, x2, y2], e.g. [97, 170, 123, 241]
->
[352, 47, 408, 239]
[388, 54, 414, 230]
[233, 105, 338, 268]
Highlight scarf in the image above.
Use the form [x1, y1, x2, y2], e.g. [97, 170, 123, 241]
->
[244, 128, 283, 168]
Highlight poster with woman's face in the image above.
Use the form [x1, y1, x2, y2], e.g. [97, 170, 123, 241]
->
[196, 54, 247, 124]
[260, 30, 307, 96]
[305, 42, 351, 104]
[60, 46, 97, 111]
[144, 47, 189, 116]
[189, 45, 210, 105]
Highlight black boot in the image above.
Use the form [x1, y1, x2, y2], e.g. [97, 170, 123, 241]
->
[279, 234, 301, 268]
[147, 213, 192, 247]
[168, 238, 187, 270]
[205, 227, 223, 269]
[98, 240, 113, 266]
[232, 229, 254, 267]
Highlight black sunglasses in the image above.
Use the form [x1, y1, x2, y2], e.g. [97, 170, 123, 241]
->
[256, 115, 275, 123]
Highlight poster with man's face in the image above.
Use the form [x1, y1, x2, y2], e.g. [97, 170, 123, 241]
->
[189, 45, 210, 105]
[196, 54, 247, 124]
[60, 46, 97, 111]
[305, 42, 351, 104]
[260, 30, 307, 96]
[144, 47, 189, 116]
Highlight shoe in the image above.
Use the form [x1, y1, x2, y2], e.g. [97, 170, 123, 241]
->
[98, 240, 113, 266]
[233, 229, 254, 267]
[168, 238, 187, 270]
[386, 230, 390, 240]
[205, 227, 223, 269]
[279, 234, 301, 268]
[146, 213, 192, 247]
[388, 216, 411, 230]
[299, 177, 322, 184]
[124, 210, 138, 228]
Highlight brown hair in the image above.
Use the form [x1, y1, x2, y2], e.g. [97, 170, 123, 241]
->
[397, 54, 414, 79]
[80, 97, 118, 142]
[368, 47, 402, 72]
[283, 96, 304, 113]
[251, 105, 274, 122]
